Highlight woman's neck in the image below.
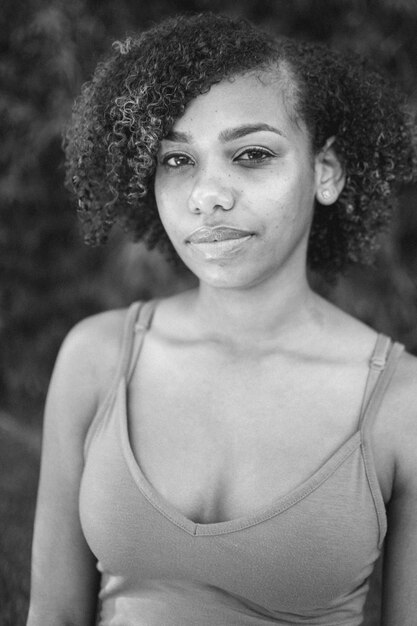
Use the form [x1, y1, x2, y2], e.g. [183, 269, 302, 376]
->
[189, 272, 326, 351]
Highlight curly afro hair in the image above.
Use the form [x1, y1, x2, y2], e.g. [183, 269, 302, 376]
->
[64, 12, 416, 276]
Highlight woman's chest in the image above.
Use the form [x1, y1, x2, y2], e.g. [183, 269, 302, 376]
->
[126, 340, 393, 523]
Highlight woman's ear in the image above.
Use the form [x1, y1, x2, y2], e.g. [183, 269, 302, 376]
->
[314, 137, 346, 205]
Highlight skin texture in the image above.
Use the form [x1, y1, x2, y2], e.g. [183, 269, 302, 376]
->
[28, 72, 417, 626]
[155, 73, 344, 292]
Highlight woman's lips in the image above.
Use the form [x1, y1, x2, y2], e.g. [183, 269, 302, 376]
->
[186, 226, 253, 243]
[186, 226, 254, 260]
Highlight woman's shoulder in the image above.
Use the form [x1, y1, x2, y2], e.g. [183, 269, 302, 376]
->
[64, 306, 129, 351]
[379, 346, 417, 489]
[387, 347, 417, 418]
[62, 306, 128, 364]
[51, 305, 138, 410]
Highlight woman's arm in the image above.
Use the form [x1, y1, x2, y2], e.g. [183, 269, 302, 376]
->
[381, 358, 417, 625]
[382, 483, 417, 625]
[26, 311, 124, 626]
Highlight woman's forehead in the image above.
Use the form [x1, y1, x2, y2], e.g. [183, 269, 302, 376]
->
[170, 71, 305, 140]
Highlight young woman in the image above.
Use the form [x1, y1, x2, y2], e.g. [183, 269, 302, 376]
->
[27, 13, 417, 626]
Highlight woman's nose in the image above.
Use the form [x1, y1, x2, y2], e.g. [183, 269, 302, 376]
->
[188, 170, 234, 214]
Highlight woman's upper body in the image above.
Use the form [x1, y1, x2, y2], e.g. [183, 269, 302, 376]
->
[27, 12, 417, 626]
[27, 291, 417, 626]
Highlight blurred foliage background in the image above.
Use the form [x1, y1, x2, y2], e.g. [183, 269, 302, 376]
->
[1, 0, 417, 421]
[0, 0, 416, 623]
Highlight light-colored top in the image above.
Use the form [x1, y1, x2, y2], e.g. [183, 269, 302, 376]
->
[79, 300, 404, 625]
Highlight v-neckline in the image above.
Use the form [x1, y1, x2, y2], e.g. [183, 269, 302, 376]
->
[115, 300, 395, 537]
[118, 379, 361, 537]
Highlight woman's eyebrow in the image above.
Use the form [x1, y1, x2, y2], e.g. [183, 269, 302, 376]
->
[164, 130, 192, 143]
[219, 124, 287, 142]
[163, 124, 286, 144]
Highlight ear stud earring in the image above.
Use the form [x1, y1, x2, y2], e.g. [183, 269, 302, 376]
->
[321, 189, 332, 201]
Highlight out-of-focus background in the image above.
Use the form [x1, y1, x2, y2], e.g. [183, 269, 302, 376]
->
[1, 0, 416, 624]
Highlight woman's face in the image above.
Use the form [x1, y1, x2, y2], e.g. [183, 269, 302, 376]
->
[154, 71, 320, 290]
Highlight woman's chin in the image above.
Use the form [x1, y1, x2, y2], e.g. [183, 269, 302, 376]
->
[188, 264, 272, 291]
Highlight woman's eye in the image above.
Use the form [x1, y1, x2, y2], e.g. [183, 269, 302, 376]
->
[235, 148, 275, 163]
[161, 154, 193, 168]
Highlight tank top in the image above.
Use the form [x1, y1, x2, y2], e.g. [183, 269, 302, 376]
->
[79, 300, 404, 625]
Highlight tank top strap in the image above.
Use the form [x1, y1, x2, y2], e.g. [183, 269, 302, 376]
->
[358, 334, 391, 421]
[83, 300, 146, 458]
[126, 299, 157, 383]
[359, 335, 404, 434]
[115, 301, 142, 380]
